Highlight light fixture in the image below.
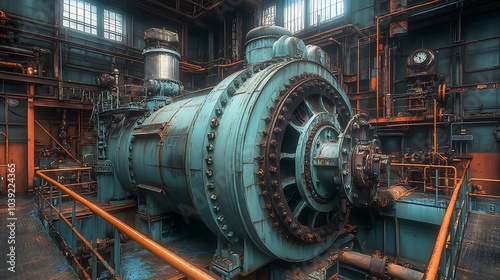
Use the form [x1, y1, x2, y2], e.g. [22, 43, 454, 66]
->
[6, 98, 19, 108]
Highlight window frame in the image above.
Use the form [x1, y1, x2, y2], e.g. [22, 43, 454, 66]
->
[284, 0, 306, 33]
[62, 0, 98, 36]
[62, 0, 126, 43]
[103, 9, 125, 42]
[262, 4, 277, 26]
[281, 0, 345, 34]
[309, 0, 344, 27]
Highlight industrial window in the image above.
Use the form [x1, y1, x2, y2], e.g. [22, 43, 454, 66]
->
[262, 4, 276, 26]
[310, 0, 344, 26]
[62, 0, 97, 35]
[284, 0, 305, 33]
[104, 9, 124, 42]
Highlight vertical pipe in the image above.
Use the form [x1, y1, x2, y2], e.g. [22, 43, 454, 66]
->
[27, 94, 35, 191]
[72, 199, 77, 254]
[357, 37, 362, 93]
[92, 214, 98, 279]
[395, 209, 400, 258]
[50, 184, 54, 224]
[435, 169, 439, 206]
[433, 99, 438, 159]
[383, 217, 387, 255]
[58, 188, 63, 231]
[0, 131, 7, 171]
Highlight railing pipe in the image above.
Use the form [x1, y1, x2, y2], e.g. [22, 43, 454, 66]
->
[423, 160, 470, 279]
[37, 198, 92, 280]
[37, 168, 217, 280]
[467, 178, 500, 199]
[37, 190, 117, 277]
[392, 162, 457, 186]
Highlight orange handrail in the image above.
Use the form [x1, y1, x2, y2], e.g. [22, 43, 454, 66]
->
[423, 160, 470, 279]
[37, 168, 217, 280]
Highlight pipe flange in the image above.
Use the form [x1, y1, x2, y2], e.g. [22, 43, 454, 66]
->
[256, 74, 351, 244]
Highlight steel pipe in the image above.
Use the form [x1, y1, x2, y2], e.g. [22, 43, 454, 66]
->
[423, 160, 470, 279]
[391, 163, 457, 186]
[36, 168, 217, 280]
[0, 131, 7, 167]
[467, 178, 500, 199]
[338, 250, 424, 280]
[0, 61, 24, 73]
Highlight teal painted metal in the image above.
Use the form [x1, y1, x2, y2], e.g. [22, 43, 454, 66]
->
[98, 26, 390, 276]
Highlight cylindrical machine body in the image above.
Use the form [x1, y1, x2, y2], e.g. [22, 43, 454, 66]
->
[108, 57, 352, 261]
[105, 26, 388, 265]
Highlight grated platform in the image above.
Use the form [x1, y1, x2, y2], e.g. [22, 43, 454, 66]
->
[0, 194, 78, 280]
[455, 212, 500, 279]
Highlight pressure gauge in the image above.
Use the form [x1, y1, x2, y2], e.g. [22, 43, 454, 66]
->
[407, 49, 436, 69]
[412, 51, 428, 64]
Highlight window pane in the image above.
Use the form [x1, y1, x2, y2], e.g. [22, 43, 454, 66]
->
[262, 4, 276, 26]
[284, 0, 305, 33]
[104, 9, 125, 42]
[310, 0, 344, 26]
[62, 0, 97, 35]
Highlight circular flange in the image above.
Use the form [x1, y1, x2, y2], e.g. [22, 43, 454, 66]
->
[257, 74, 351, 245]
[338, 113, 390, 207]
[295, 113, 340, 212]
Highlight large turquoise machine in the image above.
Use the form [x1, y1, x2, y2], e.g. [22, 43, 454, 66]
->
[95, 26, 390, 277]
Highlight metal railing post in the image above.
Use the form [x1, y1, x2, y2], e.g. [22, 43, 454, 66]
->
[92, 214, 98, 279]
[114, 228, 121, 275]
[49, 183, 53, 224]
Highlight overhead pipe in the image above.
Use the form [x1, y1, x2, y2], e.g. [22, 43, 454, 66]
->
[0, 61, 24, 73]
[303, 24, 364, 44]
[424, 160, 470, 279]
[337, 249, 424, 280]
[0, 44, 34, 56]
[0, 25, 144, 64]
[36, 168, 218, 280]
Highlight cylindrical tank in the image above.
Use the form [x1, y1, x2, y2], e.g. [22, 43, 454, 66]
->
[143, 28, 180, 81]
[105, 26, 389, 265]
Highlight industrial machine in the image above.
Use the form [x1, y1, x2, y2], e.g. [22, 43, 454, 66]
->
[93, 26, 391, 277]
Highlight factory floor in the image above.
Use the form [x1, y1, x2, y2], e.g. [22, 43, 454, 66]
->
[0, 194, 78, 280]
[455, 212, 500, 279]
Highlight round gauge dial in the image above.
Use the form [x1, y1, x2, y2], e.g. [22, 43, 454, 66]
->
[413, 51, 428, 64]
